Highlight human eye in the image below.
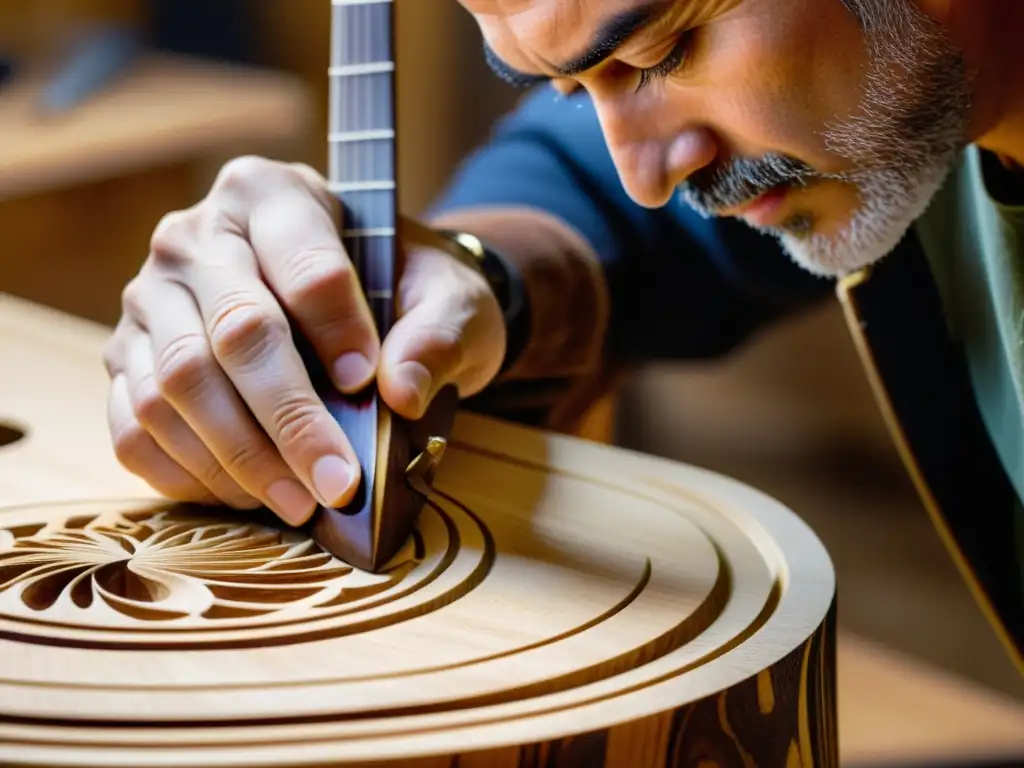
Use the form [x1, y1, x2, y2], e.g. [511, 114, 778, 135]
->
[635, 31, 693, 92]
[483, 42, 550, 89]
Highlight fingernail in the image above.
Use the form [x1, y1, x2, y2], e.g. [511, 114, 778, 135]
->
[266, 478, 317, 525]
[333, 352, 374, 392]
[394, 361, 433, 415]
[312, 455, 354, 507]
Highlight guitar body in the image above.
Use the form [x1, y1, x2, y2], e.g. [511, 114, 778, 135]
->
[0, 292, 838, 768]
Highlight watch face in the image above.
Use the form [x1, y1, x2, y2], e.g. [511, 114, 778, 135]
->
[454, 233, 485, 260]
[439, 230, 516, 315]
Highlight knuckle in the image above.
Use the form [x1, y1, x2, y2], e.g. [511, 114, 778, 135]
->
[223, 438, 266, 476]
[119, 276, 148, 318]
[425, 321, 466, 363]
[281, 251, 356, 306]
[214, 155, 277, 197]
[288, 162, 333, 203]
[110, 420, 151, 469]
[149, 210, 198, 265]
[153, 333, 215, 402]
[102, 335, 124, 377]
[318, 308, 371, 348]
[404, 321, 467, 379]
[270, 393, 325, 448]
[288, 161, 323, 183]
[207, 293, 288, 369]
[131, 374, 173, 428]
[194, 460, 239, 497]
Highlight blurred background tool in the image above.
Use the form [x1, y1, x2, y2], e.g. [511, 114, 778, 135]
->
[38, 24, 141, 114]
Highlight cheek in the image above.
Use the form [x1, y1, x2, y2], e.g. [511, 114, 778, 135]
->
[680, 0, 870, 169]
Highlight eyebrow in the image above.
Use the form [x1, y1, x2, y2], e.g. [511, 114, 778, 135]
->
[557, 1, 671, 76]
[482, 0, 672, 86]
[483, 40, 550, 88]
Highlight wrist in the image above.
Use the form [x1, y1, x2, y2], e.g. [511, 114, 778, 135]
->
[434, 228, 531, 375]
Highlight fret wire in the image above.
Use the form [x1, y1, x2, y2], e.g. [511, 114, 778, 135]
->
[343, 227, 396, 237]
[329, 62, 394, 76]
[330, 0, 397, 332]
[366, 5, 371, 303]
[366, 1, 372, 307]
[371, 8, 377, 312]
[357, 4, 362, 299]
[329, 129, 394, 142]
[366, 3, 376, 326]
[354, 4, 361, 294]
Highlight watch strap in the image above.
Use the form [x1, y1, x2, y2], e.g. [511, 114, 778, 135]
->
[436, 229, 531, 375]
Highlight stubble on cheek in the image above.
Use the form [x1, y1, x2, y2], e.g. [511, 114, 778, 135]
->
[710, 0, 874, 175]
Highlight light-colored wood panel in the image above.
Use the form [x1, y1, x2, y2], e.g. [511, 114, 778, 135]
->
[0, 53, 311, 201]
[0, 292, 838, 766]
[1, 292, 1022, 767]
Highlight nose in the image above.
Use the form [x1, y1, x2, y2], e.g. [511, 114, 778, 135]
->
[593, 96, 718, 208]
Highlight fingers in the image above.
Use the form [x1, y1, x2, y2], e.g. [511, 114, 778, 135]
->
[246, 178, 380, 395]
[128, 271, 343, 524]
[379, 317, 463, 420]
[107, 156, 384, 528]
[378, 243, 506, 420]
[107, 371, 218, 504]
[152, 233, 362, 513]
[123, 330, 259, 510]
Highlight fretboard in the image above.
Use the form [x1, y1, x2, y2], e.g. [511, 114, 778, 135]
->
[329, 0, 397, 334]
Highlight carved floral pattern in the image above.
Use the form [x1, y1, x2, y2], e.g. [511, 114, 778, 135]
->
[0, 508, 417, 624]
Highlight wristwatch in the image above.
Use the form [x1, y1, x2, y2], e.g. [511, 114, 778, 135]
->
[435, 228, 530, 374]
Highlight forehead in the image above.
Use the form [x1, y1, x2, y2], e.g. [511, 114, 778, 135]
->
[460, 0, 671, 64]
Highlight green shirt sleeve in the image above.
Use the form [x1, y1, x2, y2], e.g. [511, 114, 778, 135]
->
[916, 145, 1024, 599]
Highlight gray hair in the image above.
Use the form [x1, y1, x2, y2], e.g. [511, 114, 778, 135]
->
[678, 0, 974, 276]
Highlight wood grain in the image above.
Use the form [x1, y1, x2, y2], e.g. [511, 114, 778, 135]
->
[0, 293, 837, 766]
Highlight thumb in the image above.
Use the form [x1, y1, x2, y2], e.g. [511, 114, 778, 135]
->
[377, 264, 504, 420]
[378, 219, 507, 420]
[377, 301, 467, 420]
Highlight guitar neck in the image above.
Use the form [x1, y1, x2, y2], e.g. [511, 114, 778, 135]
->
[328, 0, 398, 334]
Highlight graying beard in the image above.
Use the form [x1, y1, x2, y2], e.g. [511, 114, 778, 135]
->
[680, 154, 818, 215]
[824, 0, 972, 171]
[777, 0, 973, 276]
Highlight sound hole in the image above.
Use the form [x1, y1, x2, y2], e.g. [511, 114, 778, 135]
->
[0, 422, 25, 448]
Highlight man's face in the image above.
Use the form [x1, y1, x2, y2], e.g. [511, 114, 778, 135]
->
[461, 0, 973, 277]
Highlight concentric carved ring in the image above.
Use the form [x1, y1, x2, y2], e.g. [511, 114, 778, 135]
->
[0, 498, 489, 649]
[0, 434, 836, 768]
[2, 293, 839, 767]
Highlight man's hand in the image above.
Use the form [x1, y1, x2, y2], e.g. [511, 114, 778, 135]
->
[103, 156, 506, 526]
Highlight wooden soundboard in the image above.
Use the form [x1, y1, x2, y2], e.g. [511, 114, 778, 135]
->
[0, 292, 838, 766]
